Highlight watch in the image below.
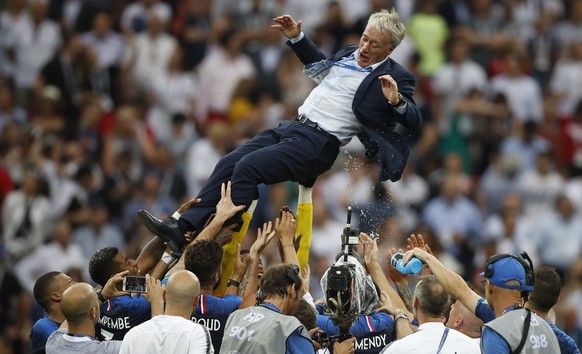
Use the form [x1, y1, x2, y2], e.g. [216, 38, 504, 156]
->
[96, 291, 107, 303]
[394, 311, 410, 322]
[390, 93, 405, 107]
[227, 279, 241, 288]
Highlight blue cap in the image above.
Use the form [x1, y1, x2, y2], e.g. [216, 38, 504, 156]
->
[481, 257, 534, 292]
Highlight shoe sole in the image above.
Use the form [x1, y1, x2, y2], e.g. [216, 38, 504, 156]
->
[137, 210, 182, 255]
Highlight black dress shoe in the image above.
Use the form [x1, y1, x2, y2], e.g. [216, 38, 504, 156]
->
[137, 209, 187, 256]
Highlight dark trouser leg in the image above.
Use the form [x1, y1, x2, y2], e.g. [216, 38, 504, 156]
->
[180, 121, 340, 233]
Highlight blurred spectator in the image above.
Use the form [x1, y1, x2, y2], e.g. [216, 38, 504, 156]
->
[14, 218, 85, 295]
[0, 253, 29, 353]
[123, 12, 177, 95]
[155, 144, 188, 204]
[550, 41, 582, 117]
[478, 151, 521, 216]
[171, 0, 212, 70]
[146, 46, 197, 143]
[246, 28, 286, 101]
[120, 0, 171, 35]
[407, 0, 449, 76]
[4, 0, 62, 107]
[81, 12, 126, 70]
[72, 197, 125, 271]
[532, 194, 582, 277]
[196, 28, 256, 123]
[527, 13, 560, 89]
[562, 258, 582, 346]
[480, 193, 538, 266]
[422, 174, 482, 276]
[500, 120, 550, 173]
[560, 101, 582, 168]
[0, 80, 27, 133]
[0, 0, 28, 77]
[517, 151, 565, 220]
[185, 121, 233, 197]
[459, 0, 508, 69]
[386, 163, 429, 233]
[38, 33, 85, 131]
[2, 167, 53, 264]
[490, 49, 543, 122]
[554, 0, 582, 55]
[309, 194, 345, 267]
[432, 36, 488, 131]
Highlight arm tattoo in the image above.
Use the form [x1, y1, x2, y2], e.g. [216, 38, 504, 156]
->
[396, 283, 413, 313]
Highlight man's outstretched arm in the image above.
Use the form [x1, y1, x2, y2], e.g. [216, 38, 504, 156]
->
[402, 245, 481, 314]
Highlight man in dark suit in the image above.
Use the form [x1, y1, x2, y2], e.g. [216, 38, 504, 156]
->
[139, 9, 423, 253]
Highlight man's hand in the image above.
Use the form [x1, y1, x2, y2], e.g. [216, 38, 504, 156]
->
[271, 15, 302, 39]
[378, 74, 400, 105]
[361, 233, 381, 269]
[101, 270, 130, 300]
[377, 291, 402, 317]
[275, 210, 296, 247]
[250, 222, 276, 256]
[402, 247, 432, 266]
[334, 337, 356, 354]
[177, 197, 202, 215]
[143, 274, 164, 316]
[386, 247, 407, 283]
[232, 244, 249, 282]
[215, 181, 246, 223]
[406, 234, 432, 254]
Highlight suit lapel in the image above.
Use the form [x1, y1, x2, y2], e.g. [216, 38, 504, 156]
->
[353, 57, 393, 108]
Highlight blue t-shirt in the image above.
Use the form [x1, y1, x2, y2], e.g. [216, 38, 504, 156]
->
[30, 317, 60, 354]
[475, 298, 580, 354]
[261, 302, 315, 354]
[96, 295, 151, 341]
[315, 303, 395, 354]
[317, 312, 395, 354]
[191, 293, 242, 353]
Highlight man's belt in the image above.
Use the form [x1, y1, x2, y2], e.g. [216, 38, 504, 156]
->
[295, 114, 327, 134]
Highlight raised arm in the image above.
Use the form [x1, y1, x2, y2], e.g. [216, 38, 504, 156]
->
[402, 245, 481, 314]
[275, 210, 300, 266]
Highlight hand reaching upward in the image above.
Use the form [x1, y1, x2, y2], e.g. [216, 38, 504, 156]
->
[271, 15, 302, 39]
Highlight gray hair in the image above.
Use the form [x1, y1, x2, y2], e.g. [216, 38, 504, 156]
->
[414, 275, 450, 317]
[366, 8, 406, 48]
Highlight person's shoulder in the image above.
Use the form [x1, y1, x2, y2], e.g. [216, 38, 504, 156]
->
[31, 317, 60, 334]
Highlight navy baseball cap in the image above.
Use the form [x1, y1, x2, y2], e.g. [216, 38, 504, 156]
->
[481, 257, 534, 292]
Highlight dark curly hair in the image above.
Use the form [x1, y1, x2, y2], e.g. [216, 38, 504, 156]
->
[183, 240, 223, 287]
[89, 247, 119, 286]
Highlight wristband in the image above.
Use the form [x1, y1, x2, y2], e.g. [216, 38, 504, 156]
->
[227, 279, 241, 288]
[161, 251, 176, 265]
[97, 291, 107, 303]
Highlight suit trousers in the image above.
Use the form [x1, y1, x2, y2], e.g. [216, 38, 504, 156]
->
[180, 120, 341, 233]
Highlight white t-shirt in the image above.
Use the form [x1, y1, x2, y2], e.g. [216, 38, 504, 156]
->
[380, 322, 480, 354]
[120, 315, 213, 354]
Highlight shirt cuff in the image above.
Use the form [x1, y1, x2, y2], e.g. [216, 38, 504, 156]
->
[393, 101, 407, 114]
[289, 31, 305, 44]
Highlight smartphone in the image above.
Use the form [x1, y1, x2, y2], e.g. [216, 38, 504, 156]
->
[122, 275, 147, 293]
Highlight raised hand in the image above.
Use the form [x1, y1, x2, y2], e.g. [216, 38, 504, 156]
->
[271, 15, 302, 39]
[250, 222, 276, 256]
[101, 270, 130, 300]
[406, 233, 432, 254]
[378, 74, 400, 105]
[275, 209, 297, 247]
[215, 181, 246, 222]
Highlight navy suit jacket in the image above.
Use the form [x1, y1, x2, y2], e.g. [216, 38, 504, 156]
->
[287, 35, 423, 182]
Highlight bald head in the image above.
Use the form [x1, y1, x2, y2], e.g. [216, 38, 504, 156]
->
[60, 283, 99, 325]
[446, 300, 483, 338]
[165, 270, 200, 307]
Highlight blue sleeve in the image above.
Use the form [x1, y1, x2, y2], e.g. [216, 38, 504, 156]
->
[286, 328, 315, 354]
[196, 295, 242, 315]
[129, 295, 151, 314]
[481, 327, 511, 354]
[475, 297, 496, 323]
[316, 315, 340, 336]
[349, 313, 394, 337]
[548, 322, 581, 354]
